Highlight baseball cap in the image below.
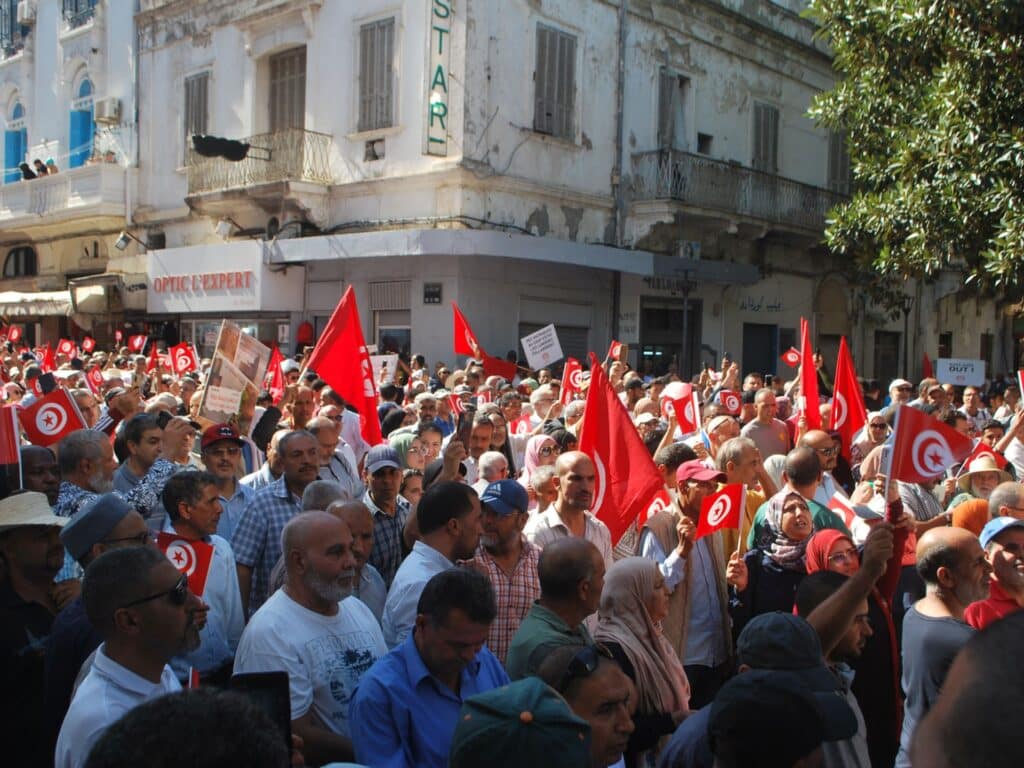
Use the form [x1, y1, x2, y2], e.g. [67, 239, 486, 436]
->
[889, 378, 912, 391]
[60, 494, 134, 561]
[708, 669, 857, 764]
[453, 384, 473, 396]
[200, 423, 244, 451]
[676, 459, 726, 485]
[480, 480, 529, 516]
[736, 612, 839, 694]
[449, 677, 591, 768]
[365, 445, 401, 475]
[980, 516, 1024, 549]
[0, 492, 69, 533]
[634, 412, 660, 426]
[280, 358, 300, 374]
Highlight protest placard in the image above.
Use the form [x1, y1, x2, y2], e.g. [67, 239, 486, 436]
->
[520, 324, 564, 370]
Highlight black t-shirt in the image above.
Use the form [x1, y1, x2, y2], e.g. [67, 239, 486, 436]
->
[896, 606, 975, 768]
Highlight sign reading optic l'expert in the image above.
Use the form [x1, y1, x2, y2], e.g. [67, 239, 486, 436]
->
[425, 0, 452, 156]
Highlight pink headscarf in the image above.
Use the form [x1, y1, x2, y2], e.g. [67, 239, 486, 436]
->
[519, 434, 557, 487]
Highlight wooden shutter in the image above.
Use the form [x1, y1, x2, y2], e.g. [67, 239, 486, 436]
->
[753, 102, 779, 173]
[828, 131, 850, 194]
[359, 18, 395, 132]
[534, 24, 576, 140]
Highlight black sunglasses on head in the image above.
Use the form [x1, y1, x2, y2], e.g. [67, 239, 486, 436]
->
[121, 573, 188, 609]
[556, 643, 614, 693]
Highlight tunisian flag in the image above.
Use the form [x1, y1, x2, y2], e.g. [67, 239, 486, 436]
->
[578, 353, 667, 545]
[560, 357, 583, 405]
[696, 484, 745, 540]
[798, 317, 821, 430]
[81, 336, 96, 353]
[40, 344, 56, 373]
[263, 344, 285, 404]
[829, 337, 866, 459]
[451, 302, 518, 380]
[304, 286, 383, 446]
[7, 326, 21, 343]
[128, 334, 148, 353]
[169, 343, 198, 374]
[85, 366, 104, 395]
[889, 405, 974, 483]
[156, 533, 213, 597]
[18, 388, 86, 447]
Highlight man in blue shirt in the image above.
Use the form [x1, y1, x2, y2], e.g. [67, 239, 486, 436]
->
[350, 568, 509, 768]
[198, 423, 255, 542]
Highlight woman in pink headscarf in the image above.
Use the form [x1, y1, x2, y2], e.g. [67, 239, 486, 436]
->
[518, 433, 559, 510]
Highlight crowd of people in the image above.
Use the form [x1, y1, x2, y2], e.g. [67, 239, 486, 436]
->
[2, 339, 1024, 768]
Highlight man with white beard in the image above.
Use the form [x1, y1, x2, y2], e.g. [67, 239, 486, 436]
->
[233, 512, 387, 766]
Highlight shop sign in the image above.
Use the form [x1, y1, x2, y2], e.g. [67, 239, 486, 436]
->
[425, 0, 452, 156]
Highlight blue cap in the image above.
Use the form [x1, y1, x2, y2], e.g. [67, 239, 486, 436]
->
[480, 479, 529, 516]
[365, 445, 402, 474]
[980, 516, 1024, 549]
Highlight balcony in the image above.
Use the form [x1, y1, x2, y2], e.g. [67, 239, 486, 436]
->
[631, 149, 846, 235]
[0, 162, 128, 242]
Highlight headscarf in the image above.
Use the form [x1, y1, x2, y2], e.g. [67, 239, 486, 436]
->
[859, 444, 886, 482]
[593, 558, 690, 715]
[519, 434, 557, 487]
[804, 529, 851, 574]
[762, 490, 814, 571]
[762, 454, 787, 491]
[388, 432, 416, 468]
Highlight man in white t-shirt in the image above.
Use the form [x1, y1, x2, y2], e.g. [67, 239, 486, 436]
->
[56, 547, 205, 768]
[233, 511, 386, 766]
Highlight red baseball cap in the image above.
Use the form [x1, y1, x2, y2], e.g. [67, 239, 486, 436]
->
[200, 423, 243, 451]
[676, 460, 726, 485]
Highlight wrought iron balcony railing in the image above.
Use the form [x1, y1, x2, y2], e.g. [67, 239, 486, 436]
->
[631, 149, 846, 232]
[187, 129, 334, 195]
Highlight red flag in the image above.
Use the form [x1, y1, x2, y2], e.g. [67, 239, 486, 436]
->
[560, 357, 583, 405]
[890, 405, 974, 483]
[780, 347, 801, 368]
[798, 318, 821, 430]
[304, 286, 383, 447]
[827, 492, 860, 530]
[607, 340, 624, 361]
[169, 342, 198, 374]
[510, 415, 533, 436]
[956, 441, 1010, 476]
[829, 337, 867, 460]
[128, 334, 147, 353]
[481, 352, 518, 381]
[448, 393, 466, 416]
[18, 388, 86, 447]
[264, 344, 285, 404]
[0, 405, 19, 464]
[81, 337, 96, 353]
[476, 389, 494, 405]
[922, 353, 934, 380]
[7, 326, 21, 344]
[156, 532, 214, 597]
[719, 390, 742, 416]
[57, 339, 75, 356]
[578, 353, 667, 545]
[146, 344, 161, 373]
[452, 303, 483, 358]
[40, 344, 56, 373]
[115, 330, 123, 344]
[662, 385, 700, 433]
[85, 366, 104, 395]
[696, 484, 744, 540]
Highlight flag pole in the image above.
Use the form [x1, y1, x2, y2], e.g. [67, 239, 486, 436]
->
[734, 483, 747, 557]
[883, 407, 900, 507]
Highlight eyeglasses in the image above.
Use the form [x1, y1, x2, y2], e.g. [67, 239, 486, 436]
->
[121, 573, 189, 609]
[828, 548, 860, 566]
[539, 446, 560, 457]
[869, 423, 887, 430]
[557, 643, 614, 692]
[815, 446, 839, 457]
[101, 531, 155, 546]
[897, 386, 914, 392]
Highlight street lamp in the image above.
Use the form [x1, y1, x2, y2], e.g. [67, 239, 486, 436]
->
[900, 293, 915, 378]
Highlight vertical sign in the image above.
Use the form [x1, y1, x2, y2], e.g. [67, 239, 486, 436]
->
[425, 0, 452, 155]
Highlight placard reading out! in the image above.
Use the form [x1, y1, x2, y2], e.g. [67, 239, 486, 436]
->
[935, 358, 985, 387]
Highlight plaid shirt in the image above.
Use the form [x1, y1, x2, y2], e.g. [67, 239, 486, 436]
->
[364, 490, 411, 588]
[231, 476, 302, 613]
[468, 537, 541, 664]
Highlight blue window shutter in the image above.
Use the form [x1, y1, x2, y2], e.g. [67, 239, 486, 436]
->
[4, 129, 19, 184]
[69, 108, 93, 168]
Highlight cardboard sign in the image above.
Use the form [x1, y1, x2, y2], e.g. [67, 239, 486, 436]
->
[370, 354, 398, 385]
[936, 358, 985, 387]
[520, 324, 564, 370]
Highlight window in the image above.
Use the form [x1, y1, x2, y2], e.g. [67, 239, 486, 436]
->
[3, 246, 36, 277]
[184, 71, 210, 163]
[4, 99, 25, 184]
[980, 333, 993, 373]
[69, 76, 95, 168]
[657, 69, 688, 150]
[752, 101, 779, 174]
[358, 18, 395, 133]
[533, 24, 576, 141]
[0, 1, 26, 56]
[63, 0, 96, 29]
[938, 332, 952, 359]
[828, 131, 850, 194]
[269, 48, 306, 133]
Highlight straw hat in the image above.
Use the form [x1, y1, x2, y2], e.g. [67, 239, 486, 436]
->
[957, 454, 1012, 492]
[0, 492, 68, 532]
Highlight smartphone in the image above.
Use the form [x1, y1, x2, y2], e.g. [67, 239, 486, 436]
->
[455, 404, 476, 446]
[38, 373, 57, 394]
[156, 410, 174, 430]
[229, 671, 292, 752]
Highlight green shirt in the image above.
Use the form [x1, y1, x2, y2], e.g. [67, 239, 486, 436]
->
[504, 601, 594, 681]
[746, 497, 852, 550]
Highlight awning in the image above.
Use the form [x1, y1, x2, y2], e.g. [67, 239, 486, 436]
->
[0, 290, 72, 317]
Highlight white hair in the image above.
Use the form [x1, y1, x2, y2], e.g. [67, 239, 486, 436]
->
[478, 451, 508, 480]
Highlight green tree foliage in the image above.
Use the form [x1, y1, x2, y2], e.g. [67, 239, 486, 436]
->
[806, 1, 1024, 292]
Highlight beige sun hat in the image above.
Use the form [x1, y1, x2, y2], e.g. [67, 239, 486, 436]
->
[0, 492, 68, 532]
[957, 454, 1013, 492]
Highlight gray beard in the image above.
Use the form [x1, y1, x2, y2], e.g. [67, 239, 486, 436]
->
[305, 569, 354, 603]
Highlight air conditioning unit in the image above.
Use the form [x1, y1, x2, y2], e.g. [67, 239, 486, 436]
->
[16, 1, 35, 25]
[94, 97, 122, 126]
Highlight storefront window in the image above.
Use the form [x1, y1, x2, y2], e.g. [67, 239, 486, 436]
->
[180, 318, 285, 360]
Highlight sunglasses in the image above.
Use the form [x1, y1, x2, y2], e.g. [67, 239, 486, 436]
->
[121, 573, 189, 609]
[102, 531, 155, 547]
[557, 643, 614, 693]
[815, 446, 839, 457]
[869, 423, 887, 429]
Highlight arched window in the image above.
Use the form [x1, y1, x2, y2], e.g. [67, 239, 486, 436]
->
[4, 98, 25, 184]
[69, 76, 94, 168]
[3, 246, 37, 277]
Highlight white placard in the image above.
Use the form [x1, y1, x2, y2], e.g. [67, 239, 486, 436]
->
[520, 324, 564, 370]
[936, 358, 985, 387]
[371, 354, 399, 385]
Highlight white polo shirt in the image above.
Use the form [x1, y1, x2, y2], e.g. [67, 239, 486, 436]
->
[55, 645, 181, 768]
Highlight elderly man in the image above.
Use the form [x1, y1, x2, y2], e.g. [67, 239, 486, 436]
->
[414, 391, 439, 428]
[232, 430, 320, 615]
[715, 437, 775, 555]
[505, 537, 604, 680]
[882, 378, 915, 419]
[0, 493, 70, 767]
[199, 423, 255, 542]
[964, 517, 1024, 629]
[234, 512, 386, 765]
[350, 568, 509, 768]
[307, 415, 364, 500]
[987, 481, 1024, 520]
[740, 388, 791, 458]
[382, 482, 482, 648]
[55, 547, 206, 768]
[468, 480, 541, 664]
[525, 451, 613, 569]
[362, 445, 411, 588]
[329, 500, 387, 622]
[472, 450, 508, 495]
[71, 388, 102, 428]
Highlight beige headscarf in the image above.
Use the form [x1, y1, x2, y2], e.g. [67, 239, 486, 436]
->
[593, 558, 690, 715]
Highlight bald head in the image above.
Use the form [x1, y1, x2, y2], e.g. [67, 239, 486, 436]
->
[327, 501, 374, 571]
[916, 527, 978, 584]
[554, 451, 595, 512]
[538, 537, 601, 600]
[784, 446, 822, 490]
[282, 511, 347, 565]
[916, 526, 991, 608]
